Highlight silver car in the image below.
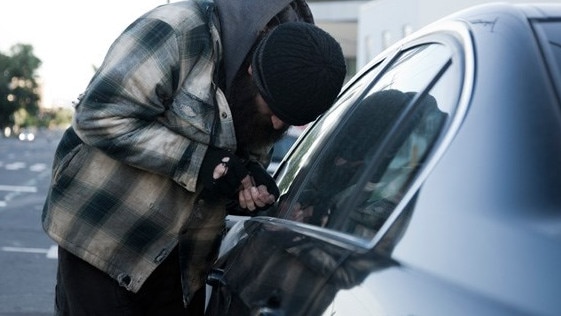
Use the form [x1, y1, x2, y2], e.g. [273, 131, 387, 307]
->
[206, 3, 561, 315]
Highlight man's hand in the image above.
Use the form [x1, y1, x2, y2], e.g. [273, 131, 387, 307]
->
[238, 161, 279, 211]
[238, 175, 277, 211]
[199, 149, 279, 212]
[199, 147, 249, 198]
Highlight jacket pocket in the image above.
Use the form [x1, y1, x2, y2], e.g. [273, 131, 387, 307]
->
[166, 90, 215, 139]
[52, 143, 84, 188]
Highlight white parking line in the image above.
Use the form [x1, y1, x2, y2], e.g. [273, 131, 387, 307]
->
[0, 185, 37, 193]
[2, 246, 48, 254]
[1, 245, 58, 259]
[47, 245, 58, 259]
[5, 162, 26, 170]
[1, 161, 47, 172]
[29, 163, 48, 172]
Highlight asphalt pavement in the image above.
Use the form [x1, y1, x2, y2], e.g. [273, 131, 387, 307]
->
[0, 129, 64, 315]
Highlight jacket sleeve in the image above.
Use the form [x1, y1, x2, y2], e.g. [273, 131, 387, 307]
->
[72, 15, 213, 192]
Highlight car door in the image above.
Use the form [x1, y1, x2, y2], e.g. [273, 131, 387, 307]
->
[206, 21, 471, 316]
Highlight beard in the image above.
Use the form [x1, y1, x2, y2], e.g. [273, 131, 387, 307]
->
[227, 71, 289, 155]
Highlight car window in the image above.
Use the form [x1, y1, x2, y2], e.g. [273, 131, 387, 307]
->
[272, 42, 462, 241]
[266, 127, 302, 174]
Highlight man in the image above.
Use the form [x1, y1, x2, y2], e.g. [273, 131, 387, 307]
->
[42, 0, 346, 314]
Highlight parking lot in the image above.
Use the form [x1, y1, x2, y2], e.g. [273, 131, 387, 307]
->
[0, 129, 63, 315]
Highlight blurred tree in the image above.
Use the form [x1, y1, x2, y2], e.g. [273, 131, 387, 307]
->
[37, 107, 73, 129]
[0, 44, 42, 130]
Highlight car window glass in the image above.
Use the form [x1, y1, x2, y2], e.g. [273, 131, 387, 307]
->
[275, 63, 384, 193]
[272, 43, 462, 241]
[330, 89, 448, 238]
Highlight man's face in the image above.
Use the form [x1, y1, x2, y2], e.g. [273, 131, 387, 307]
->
[228, 69, 290, 152]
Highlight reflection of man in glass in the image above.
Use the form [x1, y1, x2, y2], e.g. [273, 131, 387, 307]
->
[275, 89, 445, 235]
[277, 189, 328, 226]
[328, 89, 446, 236]
[277, 90, 413, 223]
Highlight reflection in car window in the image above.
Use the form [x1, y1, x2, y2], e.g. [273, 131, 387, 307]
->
[273, 43, 461, 240]
[330, 90, 447, 238]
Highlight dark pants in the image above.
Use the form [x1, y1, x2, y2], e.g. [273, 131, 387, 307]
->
[55, 246, 205, 316]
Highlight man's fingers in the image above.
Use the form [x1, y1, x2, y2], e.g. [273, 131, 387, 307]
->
[213, 163, 227, 179]
[237, 178, 277, 212]
[239, 187, 256, 211]
[240, 175, 254, 190]
[250, 187, 267, 208]
[256, 185, 276, 204]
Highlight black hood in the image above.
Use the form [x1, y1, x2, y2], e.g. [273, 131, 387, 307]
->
[214, 0, 314, 93]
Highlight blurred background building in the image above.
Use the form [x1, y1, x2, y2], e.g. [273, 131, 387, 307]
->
[310, 0, 561, 77]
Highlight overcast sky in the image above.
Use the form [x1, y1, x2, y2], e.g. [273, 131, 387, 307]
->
[0, 0, 172, 108]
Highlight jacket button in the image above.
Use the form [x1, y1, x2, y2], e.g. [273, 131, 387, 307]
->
[154, 248, 169, 263]
[221, 112, 228, 119]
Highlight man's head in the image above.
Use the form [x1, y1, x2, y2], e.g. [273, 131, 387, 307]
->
[228, 71, 290, 153]
[228, 22, 346, 154]
[251, 22, 347, 126]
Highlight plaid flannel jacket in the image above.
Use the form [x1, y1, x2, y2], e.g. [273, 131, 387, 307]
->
[42, 0, 249, 303]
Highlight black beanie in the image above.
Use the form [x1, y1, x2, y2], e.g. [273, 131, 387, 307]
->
[252, 22, 347, 126]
